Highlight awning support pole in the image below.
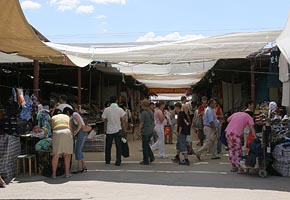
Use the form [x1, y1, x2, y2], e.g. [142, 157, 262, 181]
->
[78, 68, 81, 105]
[33, 60, 39, 97]
[251, 62, 255, 102]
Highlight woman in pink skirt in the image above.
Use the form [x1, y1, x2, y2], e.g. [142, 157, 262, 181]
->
[225, 112, 256, 173]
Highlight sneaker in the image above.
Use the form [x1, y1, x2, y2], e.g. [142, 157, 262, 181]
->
[171, 156, 180, 163]
[150, 157, 155, 163]
[158, 155, 168, 159]
[179, 160, 190, 166]
[211, 157, 221, 160]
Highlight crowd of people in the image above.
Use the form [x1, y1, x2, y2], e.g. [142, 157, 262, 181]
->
[27, 93, 258, 179]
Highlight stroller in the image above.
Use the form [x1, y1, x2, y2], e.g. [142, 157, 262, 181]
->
[239, 126, 272, 178]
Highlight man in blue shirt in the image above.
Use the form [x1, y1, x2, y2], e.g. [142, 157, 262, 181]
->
[195, 99, 220, 160]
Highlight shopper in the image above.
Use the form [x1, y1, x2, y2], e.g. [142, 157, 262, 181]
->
[215, 101, 224, 154]
[63, 107, 89, 174]
[225, 112, 256, 173]
[102, 96, 126, 166]
[168, 105, 177, 144]
[51, 112, 73, 178]
[151, 100, 167, 158]
[172, 102, 190, 165]
[139, 99, 155, 165]
[195, 99, 220, 160]
[196, 96, 208, 146]
[242, 100, 255, 154]
[56, 95, 73, 112]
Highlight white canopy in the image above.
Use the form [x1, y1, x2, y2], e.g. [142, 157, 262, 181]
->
[277, 12, 290, 65]
[46, 30, 280, 88]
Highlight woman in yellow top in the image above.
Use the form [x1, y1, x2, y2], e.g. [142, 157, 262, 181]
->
[51, 109, 73, 178]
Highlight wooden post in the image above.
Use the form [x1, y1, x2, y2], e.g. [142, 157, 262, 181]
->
[33, 60, 39, 97]
[89, 69, 92, 107]
[78, 68, 81, 105]
[251, 62, 255, 102]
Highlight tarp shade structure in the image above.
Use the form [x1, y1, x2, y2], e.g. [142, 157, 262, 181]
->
[46, 30, 280, 65]
[277, 12, 290, 65]
[46, 31, 280, 88]
[0, 0, 80, 67]
[112, 60, 216, 88]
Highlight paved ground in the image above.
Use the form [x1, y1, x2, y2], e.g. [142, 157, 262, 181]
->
[1, 133, 290, 200]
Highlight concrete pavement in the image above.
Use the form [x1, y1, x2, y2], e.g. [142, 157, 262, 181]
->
[1, 134, 290, 200]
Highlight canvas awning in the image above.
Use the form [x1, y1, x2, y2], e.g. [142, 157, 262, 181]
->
[45, 30, 280, 88]
[277, 12, 290, 65]
[0, 0, 81, 67]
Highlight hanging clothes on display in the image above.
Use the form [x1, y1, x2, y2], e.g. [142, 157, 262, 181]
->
[16, 88, 26, 108]
[36, 106, 52, 137]
[20, 91, 32, 121]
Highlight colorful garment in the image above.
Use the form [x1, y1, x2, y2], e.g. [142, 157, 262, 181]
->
[226, 132, 242, 167]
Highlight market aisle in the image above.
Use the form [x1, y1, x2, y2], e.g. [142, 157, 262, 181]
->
[1, 136, 290, 199]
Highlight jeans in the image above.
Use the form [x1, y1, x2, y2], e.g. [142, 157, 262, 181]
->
[75, 130, 87, 160]
[176, 134, 187, 153]
[217, 123, 222, 154]
[105, 130, 122, 164]
[142, 134, 154, 163]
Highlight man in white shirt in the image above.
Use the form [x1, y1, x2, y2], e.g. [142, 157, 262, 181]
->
[56, 95, 73, 112]
[102, 96, 126, 166]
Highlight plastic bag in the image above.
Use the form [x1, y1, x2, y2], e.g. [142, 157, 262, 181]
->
[246, 133, 255, 148]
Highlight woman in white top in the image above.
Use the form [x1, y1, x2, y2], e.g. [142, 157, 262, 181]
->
[151, 101, 167, 158]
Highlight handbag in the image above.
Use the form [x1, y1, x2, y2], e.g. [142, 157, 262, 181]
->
[81, 124, 92, 133]
[164, 125, 171, 136]
[121, 138, 130, 158]
[246, 133, 255, 148]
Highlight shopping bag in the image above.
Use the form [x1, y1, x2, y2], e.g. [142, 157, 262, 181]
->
[121, 138, 130, 158]
[164, 125, 171, 136]
[246, 133, 255, 148]
[187, 143, 193, 155]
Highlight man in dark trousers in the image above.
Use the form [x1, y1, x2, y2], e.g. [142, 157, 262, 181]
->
[102, 96, 126, 166]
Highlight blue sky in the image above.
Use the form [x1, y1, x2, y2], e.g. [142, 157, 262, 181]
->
[20, 0, 290, 43]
